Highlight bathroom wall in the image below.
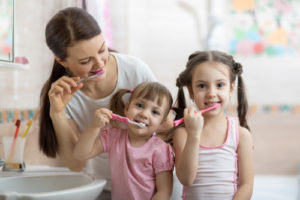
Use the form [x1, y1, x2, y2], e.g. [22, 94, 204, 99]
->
[0, 0, 78, 109]
[0, 0, 299, 175]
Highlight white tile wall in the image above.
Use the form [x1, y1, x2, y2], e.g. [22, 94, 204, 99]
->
[0, 0, 77, 109]
[1, 0, 300, 109]
[123, 0, 300, 104]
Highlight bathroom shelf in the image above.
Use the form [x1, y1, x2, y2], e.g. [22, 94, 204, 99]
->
[0, 61, 29, 70]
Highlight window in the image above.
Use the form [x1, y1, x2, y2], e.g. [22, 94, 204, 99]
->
[0, 0, 14, 62]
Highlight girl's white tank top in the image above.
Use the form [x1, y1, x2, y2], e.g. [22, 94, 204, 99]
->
[182, 116, 239, 200]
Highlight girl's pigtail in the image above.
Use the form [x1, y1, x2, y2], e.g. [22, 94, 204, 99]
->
[174, 87, 186, 120]
[234, 62, 250, 131]
[237, 76, 250, 130]
[110, 89, 131, 116]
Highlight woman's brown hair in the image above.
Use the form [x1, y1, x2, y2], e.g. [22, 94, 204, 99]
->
[39, 7, 101, 157]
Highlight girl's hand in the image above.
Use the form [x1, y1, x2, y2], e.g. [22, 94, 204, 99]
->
[48, 76, 82, 114]
[184, 106, 204, 138]
[92, 108, 112, 128]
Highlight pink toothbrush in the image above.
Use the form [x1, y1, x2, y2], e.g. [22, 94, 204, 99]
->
[173, 103, 221, 127]
[111, 114, 146, 128]
[76, 69, 105, 84]
[50, 69, 105, 97]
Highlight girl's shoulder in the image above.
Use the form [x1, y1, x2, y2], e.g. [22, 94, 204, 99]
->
[172, 127, 188, 146]
[237, 125, 252, 147]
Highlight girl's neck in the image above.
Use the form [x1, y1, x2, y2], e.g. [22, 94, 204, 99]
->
[203, 113, 226, 128]
[200, 113, 228, 147]
[81, 54, 118, 99]
[127, 129, 153, 147]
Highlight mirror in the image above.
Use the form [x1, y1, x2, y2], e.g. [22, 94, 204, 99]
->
[0, 0, 14, 62]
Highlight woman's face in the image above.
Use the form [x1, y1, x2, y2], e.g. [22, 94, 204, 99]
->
[57, 34, 109, 80]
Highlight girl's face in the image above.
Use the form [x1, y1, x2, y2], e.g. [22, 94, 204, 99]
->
[56, 34, 109, 81]
[188, 61, 234, 116]
[125, 96, 168, 138]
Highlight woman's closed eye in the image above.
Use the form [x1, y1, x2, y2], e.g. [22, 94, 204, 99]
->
[80, 58, 91, 65]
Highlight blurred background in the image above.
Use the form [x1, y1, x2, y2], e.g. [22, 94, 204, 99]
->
[0, 0, 299, 199]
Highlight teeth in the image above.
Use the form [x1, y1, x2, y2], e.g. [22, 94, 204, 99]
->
[135, 120, 147, 126]
[206, 103, 216, 106]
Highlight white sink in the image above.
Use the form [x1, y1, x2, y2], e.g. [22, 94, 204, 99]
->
[0, 165, 106, 200]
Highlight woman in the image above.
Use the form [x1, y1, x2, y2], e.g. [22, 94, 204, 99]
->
[39, 7, 156, 199]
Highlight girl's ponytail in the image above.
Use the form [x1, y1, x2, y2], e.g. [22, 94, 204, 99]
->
[173, 87, 186, 120]
[232, 62, 250, 130]
[237, 76, 250, 130]
[110, 89, 131, 116]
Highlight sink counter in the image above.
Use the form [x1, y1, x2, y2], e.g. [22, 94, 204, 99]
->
[0, 165, 106, 200]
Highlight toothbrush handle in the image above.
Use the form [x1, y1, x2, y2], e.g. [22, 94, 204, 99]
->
[111, 114, 129, 123]
[173, 104, 220, 127]
[76, 74, 97, 84]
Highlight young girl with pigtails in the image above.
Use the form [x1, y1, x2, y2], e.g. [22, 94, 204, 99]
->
[73, 82, 174, 200]
[172, 51, 254, 200]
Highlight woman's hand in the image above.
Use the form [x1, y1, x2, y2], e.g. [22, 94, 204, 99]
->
[92, 108, 112, 128]
[48, 76, 82, 114]
[184, 106, 204, 139]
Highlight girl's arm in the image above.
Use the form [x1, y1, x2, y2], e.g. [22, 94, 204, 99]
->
[173, 106, 203, 186]
[73, 108, 112, 161]
[152, 170, 173, 200]
[233, 127, 254, 200]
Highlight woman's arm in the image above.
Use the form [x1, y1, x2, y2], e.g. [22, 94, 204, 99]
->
[50, 112, 85, 172]
[233, 127, 254, 200]
[48, 76, 85, 171]
[152, 170, 173, 200]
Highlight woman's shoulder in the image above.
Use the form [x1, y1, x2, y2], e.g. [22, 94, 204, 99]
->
[111, 52, 148, 69]
[112, 52, 156, 82]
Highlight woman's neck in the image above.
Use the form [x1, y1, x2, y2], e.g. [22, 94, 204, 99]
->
[81, 54, 118, 99]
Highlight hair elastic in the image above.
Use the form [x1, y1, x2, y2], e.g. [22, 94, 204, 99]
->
[129, 89, 134, 93]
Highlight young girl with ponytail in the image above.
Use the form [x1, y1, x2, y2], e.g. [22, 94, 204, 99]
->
[73, 82, 174, 200]
[173, 51, 254, 200]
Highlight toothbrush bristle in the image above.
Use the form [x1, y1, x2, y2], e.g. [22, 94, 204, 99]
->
[135, 122, 146, 128]
[15, 119, 21, 127]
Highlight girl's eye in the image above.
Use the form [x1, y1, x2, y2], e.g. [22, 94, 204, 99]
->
[152, 110, 160, 115]
[136, 103, 143, 108]
[197, 84, 206, 88]
[217, 82, 225, 88]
